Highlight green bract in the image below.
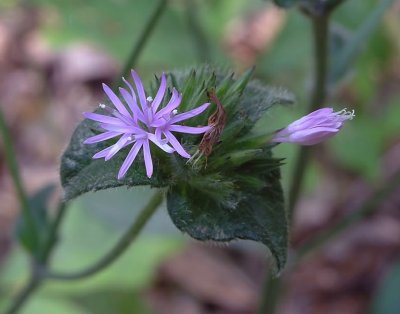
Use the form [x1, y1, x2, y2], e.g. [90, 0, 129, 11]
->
[60, 66, 294, 272]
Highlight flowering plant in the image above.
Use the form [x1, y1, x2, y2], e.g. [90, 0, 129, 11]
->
[61, 66, 295, 271]
[59, 66, 354, 272]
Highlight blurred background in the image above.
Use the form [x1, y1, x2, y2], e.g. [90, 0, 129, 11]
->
[0, 0, 400, 313]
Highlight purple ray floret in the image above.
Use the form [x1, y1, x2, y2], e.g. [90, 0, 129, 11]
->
[272, 108, 355, 145]
[83, 70, 211, 179]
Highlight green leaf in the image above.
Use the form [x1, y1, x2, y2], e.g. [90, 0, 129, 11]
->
[167, 154, 287, 273]
[15, 184, 55, 255]
[162, 66, 291, 272]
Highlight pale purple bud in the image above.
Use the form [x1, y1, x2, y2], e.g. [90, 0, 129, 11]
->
[272, 108, 355, 146]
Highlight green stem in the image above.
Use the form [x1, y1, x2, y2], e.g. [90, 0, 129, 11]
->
[258, 13, 330, 314]
[4, 2, 168, 309]
[0, 107, 38, 247]
[4, 273, 43, 314]
[5, 191, 163, 313]
[4, 203, 67, 314]
[38, 202, 68, 263]
[43, 191, 163, 280]
[185, 0, 211, 62]
[288, 14, 329, 220]
[258, 271, 283, 314]
[113, 0, 168, 88]
[297, 169, 400, 260]
[325, 0, 347, 12]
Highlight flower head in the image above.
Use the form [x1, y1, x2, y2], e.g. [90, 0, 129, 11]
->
[272, 108, 354, 145]
[83, 70, 211, 179]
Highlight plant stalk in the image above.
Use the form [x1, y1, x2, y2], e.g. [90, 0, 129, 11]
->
[288, 14, 329, 220]
[185, 0, 211, 62]
[43, 191, 163, 280]
[4, 1, 168, 308]
[38, 201, 68, 263]
[4, 274, 42, 314]
[325, 0, 347, 12]
[5, 191, 163, 314]
[113, 0, 168, 88]
[258, 13, 330, 314]
[258, 271, 283, 314]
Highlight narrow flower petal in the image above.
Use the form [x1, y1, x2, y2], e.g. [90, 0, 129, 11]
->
[102, 84, 131, 117]
[122, 77, 138, 102]
[169, 102, 211, 124]
[93, 146, 113, 159]
[83, 131, 122, 144]
[154, 127, 169, 145]
[287, 108, 334, 129]
[148, 133, 174, 153]
[152, 73, 167, 113]
[131, 70, 147, 111]
[142, 140, 153, 178]
[164, 131, 191, 158]
[291, 126, 339, 138]
[83, 112, 125, 125]
[155, 89, 181, 119]
[105, 134, 131, 161]
[99, 123, 143, 134]
[150, 118, 167, 128]
[118, 141, 143, 179]
[119, 87, 146, 122]
[169, 125, 211, 134]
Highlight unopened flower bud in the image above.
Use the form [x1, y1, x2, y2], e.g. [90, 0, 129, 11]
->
[272, 108, 354, 145]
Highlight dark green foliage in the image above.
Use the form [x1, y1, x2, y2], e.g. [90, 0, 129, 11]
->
[60, 65, 294, 272]
[167, 153, 287, 271]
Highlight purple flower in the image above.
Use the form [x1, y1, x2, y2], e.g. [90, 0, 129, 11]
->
[83, 70, 211, 179]
[272, 108, 354, 145]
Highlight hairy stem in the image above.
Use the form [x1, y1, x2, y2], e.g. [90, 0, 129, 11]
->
[113, 0, 168, 88]
[0, 107, 38, 248]
[43, 191, 163, 280]
[288, 14, 329, 220]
